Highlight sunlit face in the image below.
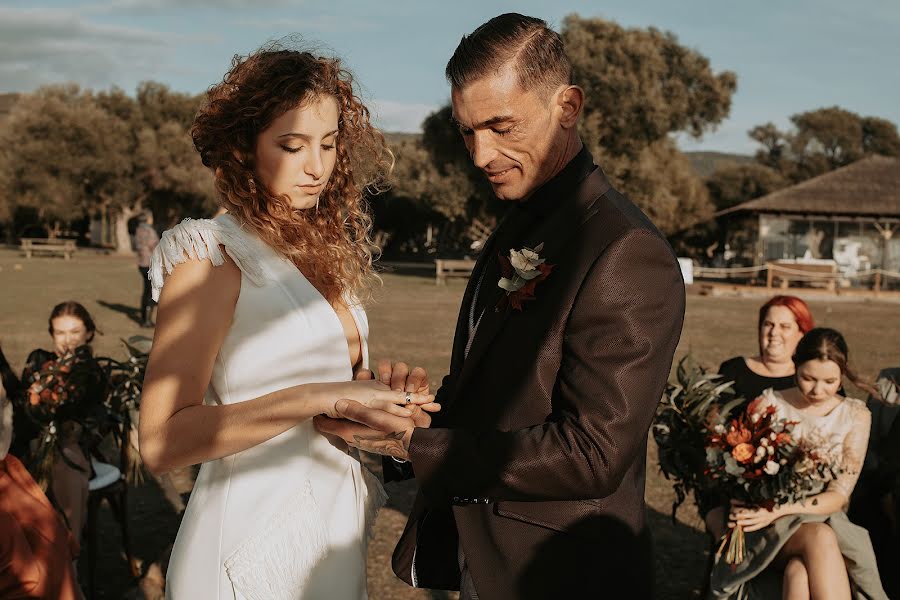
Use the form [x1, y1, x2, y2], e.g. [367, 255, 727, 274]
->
[795, 359, 843, 405]
[759, 306, 804, 362]
[51, 315, 90, 356]
[254, 95, 340, 210]
[451, 64, 567, 201]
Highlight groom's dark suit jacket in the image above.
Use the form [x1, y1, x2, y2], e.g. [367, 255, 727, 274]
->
[390, 148, 685, 599]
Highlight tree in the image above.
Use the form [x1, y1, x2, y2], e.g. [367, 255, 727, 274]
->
[0, 82, 214, 252]
[563, 15, 737, 159]
[706, 163, 787, 211]
[562, 15, 735, 233]
[747, 107, 900, 184]
[0, 85, 133, 238]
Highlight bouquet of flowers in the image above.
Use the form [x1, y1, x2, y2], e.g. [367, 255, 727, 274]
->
[653, 356, 741, 520]
[23, 345, 104, 490]
[705, 396, 842, 566]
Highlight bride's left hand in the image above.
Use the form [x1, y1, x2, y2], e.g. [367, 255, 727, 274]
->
[355, 360, 437, 416]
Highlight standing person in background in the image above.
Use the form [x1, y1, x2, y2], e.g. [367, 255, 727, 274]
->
[135, 210, 160, 328]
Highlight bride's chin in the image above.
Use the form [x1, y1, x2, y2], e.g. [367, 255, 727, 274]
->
[289, 197, 318, 211]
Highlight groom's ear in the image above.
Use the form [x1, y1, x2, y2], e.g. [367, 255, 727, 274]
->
[554, 85, 584, 129]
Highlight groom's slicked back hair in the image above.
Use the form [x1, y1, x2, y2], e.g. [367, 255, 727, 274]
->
[446, 13, 571, 98]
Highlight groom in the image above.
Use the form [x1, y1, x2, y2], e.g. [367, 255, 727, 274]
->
[315, 13, 685, 599]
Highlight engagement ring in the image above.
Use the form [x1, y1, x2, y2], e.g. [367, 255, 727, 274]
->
[405, 392, 412, 404]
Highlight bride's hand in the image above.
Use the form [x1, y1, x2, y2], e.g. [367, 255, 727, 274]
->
[315, 380, 436, 419]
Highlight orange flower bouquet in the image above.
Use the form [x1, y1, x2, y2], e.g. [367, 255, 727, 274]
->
[704, 396, 840, 567]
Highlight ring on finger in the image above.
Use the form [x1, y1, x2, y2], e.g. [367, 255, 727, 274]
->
[405, 392, 412, 404]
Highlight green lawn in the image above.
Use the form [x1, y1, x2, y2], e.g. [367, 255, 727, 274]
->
[1, 248, 898, 599]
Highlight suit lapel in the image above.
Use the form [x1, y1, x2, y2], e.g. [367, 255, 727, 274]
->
[446, 216, 510, 377]
[455, 167, 611, 393]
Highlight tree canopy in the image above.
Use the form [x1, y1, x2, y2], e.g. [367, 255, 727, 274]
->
[0, 83, 214, 251]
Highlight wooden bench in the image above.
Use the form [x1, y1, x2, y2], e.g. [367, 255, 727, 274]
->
[766, 260, 838, 292]
[20, 238, 77, 260]
[435, 259, 476, 284]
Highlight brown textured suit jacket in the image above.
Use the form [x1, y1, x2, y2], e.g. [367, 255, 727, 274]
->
[391, 156, 685, 600]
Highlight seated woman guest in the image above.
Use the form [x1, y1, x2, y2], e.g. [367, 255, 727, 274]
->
[0, 359, 82, 600]
[849, 368, 900, 597]
[15, 301, 106, 538]
[709, 328, 887, 600]
[703, 296, 816, 537]
[718, 295, 815, 402]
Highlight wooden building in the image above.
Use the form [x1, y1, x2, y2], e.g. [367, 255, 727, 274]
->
[716, 156, 900, 287]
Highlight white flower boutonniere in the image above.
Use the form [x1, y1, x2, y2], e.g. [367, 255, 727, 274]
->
[496, 243, 554, 311]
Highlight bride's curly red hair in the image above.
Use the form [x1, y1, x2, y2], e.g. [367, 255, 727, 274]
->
[191, 41, 390, 304]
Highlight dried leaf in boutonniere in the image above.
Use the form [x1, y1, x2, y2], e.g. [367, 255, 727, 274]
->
[496, 243, 554, 312]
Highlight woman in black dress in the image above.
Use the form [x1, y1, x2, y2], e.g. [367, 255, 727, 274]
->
[718, 295, 815, 401]
[15, 301, 106, 537]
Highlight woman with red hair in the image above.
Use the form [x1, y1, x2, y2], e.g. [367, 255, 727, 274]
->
[718, 295, 815, 403]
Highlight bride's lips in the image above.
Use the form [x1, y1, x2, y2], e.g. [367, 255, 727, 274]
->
[298, 183, 324, 194]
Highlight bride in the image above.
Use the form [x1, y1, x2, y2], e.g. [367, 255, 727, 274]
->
[139, 43, 437, 599]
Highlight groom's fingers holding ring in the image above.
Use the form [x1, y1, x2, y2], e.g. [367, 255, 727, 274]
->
[377, 359, 393, 386]
[389, 362, 410, 391]
[405, 366, 428, 393]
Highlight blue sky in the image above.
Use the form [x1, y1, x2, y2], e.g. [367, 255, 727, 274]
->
[1, 0, 898, 154]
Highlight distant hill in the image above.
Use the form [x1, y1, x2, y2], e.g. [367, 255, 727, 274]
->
[383, 131, 422, 146]
[684, 151, 754, 177]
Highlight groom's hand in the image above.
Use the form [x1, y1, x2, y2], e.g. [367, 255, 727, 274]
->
[313, 399, 419, 461]
[375, 359, 430, 394]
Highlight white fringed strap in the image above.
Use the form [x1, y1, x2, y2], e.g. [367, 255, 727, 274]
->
[149, 216, 269, 301]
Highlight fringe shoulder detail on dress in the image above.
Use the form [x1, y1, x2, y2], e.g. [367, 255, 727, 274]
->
[148, 216, 269, 301]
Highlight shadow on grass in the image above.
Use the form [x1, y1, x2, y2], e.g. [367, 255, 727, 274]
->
[648, 506, 709, 599]
[97, 300, 142, 325]
[79, 468, 190, 598]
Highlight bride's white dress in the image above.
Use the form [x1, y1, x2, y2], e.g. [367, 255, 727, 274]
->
[149, 214, 386, 600]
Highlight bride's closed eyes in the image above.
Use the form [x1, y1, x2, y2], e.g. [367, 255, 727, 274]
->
[280, 143, 336, 154]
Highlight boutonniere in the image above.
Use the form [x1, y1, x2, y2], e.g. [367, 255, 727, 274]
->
[496, 243, 554, 312]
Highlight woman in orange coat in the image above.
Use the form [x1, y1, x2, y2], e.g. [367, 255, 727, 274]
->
[0, 345, 82, 599]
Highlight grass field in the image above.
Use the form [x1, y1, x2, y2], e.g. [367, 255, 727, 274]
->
[1, 248, 898, 599]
